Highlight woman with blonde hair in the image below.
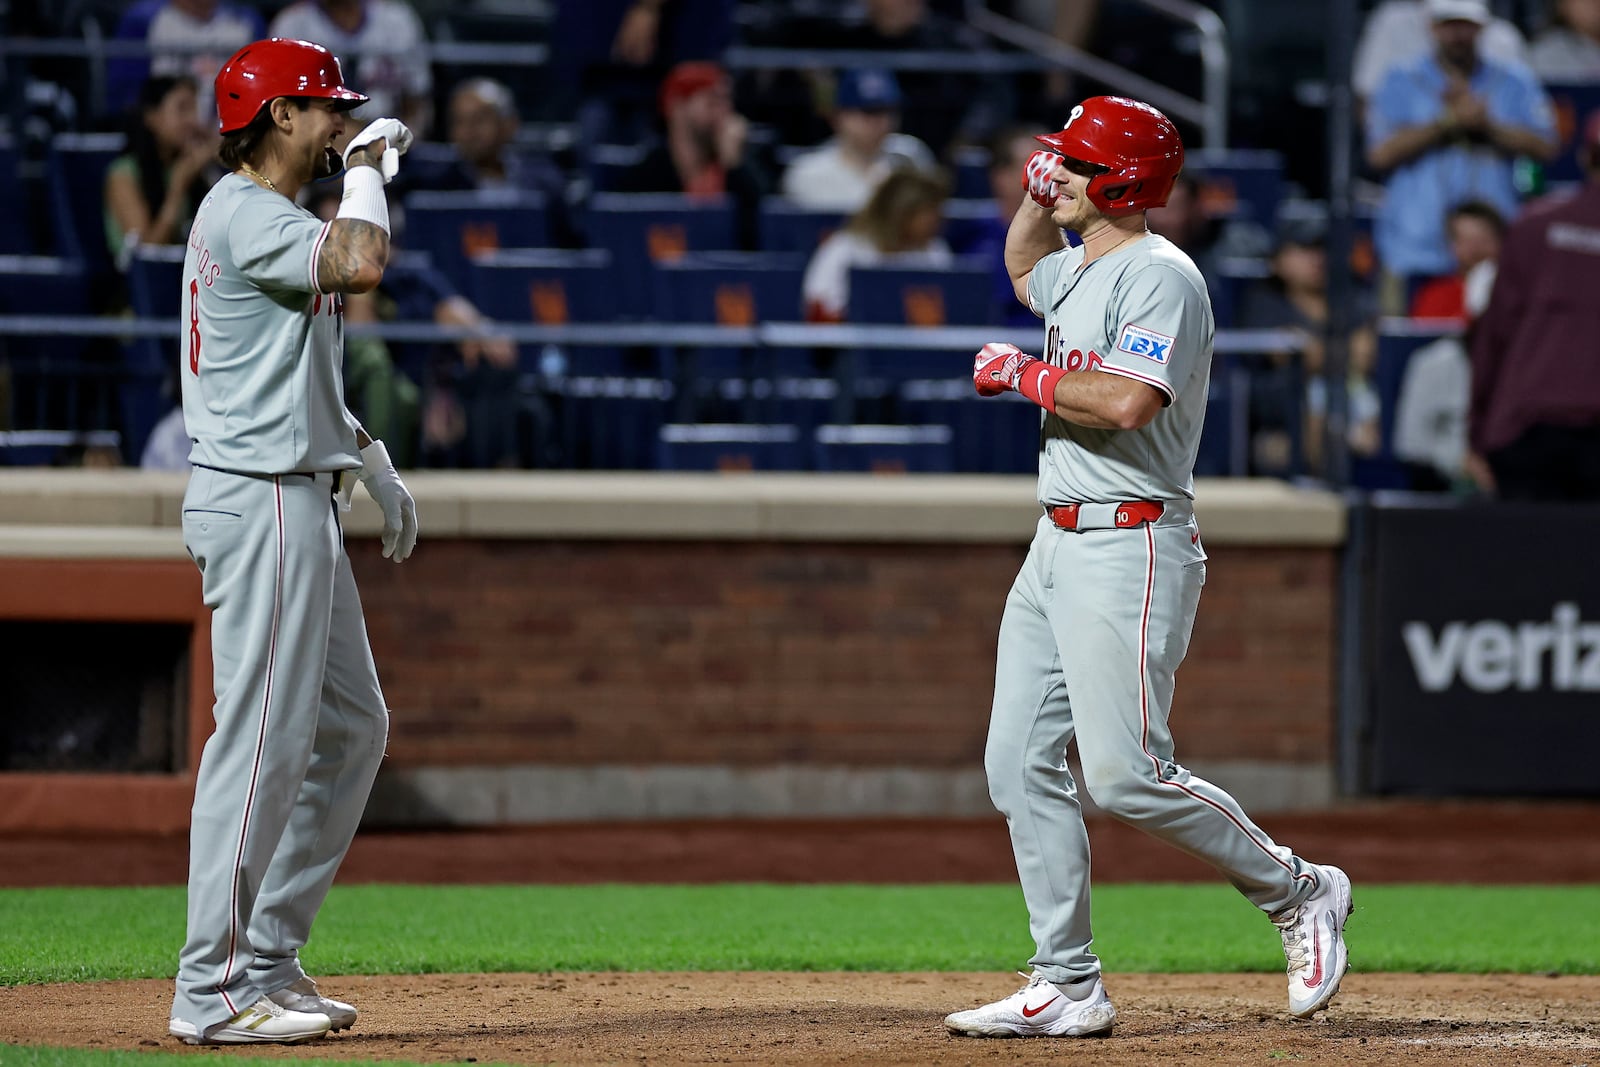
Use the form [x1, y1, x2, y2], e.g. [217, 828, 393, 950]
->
[802, 167, 952, 321]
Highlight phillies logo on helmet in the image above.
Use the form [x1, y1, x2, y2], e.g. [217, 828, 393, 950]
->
[1063, 104, 1085, 130]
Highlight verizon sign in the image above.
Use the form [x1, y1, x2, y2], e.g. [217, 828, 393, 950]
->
[1362, 503, 1600, 796]
[1403, 604, 1600, 693]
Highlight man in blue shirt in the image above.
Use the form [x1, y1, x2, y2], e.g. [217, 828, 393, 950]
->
[1366, 0, 1556, 291]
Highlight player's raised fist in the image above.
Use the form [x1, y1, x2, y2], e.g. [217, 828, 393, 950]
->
[1022, 150, 1060, 209]
[343, 118, 413, 184]
[974, 342, 1032, 397]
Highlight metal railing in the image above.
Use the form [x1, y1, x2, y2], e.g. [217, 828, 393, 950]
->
[964, 0, 1229, 147]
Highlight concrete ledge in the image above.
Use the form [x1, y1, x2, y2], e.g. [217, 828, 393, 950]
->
[0, 471, 1346, 547]
[0, 524, 189, 559]
[363, 761, 1337, 826]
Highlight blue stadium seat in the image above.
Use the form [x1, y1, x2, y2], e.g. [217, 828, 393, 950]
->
[811, 423, 955, 473]
[1186, 148, 1286, 230]
[940, 198, 1000, 257]
[652, 251, 805, 324]
[1195, 363, 1251, 477]
[1211, 255, 1271, 330]
[552, 376, 674, 469]
[655, 422, 803, 471]
[402, 189, 549, 287]
[1543, 83, 1600, 187]
[469, 247, 649, 378]
[950, 145, 992, 199]
[584, 142, 651, 192]
[583, 193, 738, 317]
[1357, 323, 1453, 489]
[757, 199, 846, 255]
[0, 135, 28, 254]
[847, 259, 995, 326]
[46, 132, 124, 289]
[122, 246, 187, 460]
[896, 379, 1038, 474]
[0, 255, 108, 444]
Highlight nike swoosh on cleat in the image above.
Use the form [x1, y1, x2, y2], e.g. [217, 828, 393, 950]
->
[1021, 996, 1059, 1018]
[1301, 920, 1325, 989]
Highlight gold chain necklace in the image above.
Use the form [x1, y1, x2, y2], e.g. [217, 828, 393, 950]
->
[237, 164, 278, 192]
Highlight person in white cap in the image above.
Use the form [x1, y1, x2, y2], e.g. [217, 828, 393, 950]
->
[1365, 0, 1556, 305]
[1353, 0, 1531, 109]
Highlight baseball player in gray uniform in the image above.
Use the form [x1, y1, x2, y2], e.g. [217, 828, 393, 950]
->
[168, 38, 418, 1045]
[944, 97, 1353, 1039]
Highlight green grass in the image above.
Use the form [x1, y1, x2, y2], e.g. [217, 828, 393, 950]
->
[3, 883, 1596, 986]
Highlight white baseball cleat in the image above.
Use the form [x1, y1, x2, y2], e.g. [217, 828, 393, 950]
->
[169, 996, 332, 1044]
[267, 976, 358, 1030]
[1273, 863, 1354, 1018]
[944, 972, 1116, 1038]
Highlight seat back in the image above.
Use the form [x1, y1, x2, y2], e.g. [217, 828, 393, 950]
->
[403, 189, 550, 286]
[811, 423, 954, 473]
[583, 193, 738, 317]
[655, 422, 803, 471]
[46, 132, 124, 286]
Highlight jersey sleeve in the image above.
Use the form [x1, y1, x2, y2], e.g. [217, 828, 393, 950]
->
[1025, 247, 1068, 320]
[227, 192, 330, 295]
[1098, 264, 1208, 406]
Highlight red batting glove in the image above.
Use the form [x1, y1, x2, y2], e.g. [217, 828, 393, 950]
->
[1022, 150, 1060, 209]
[973, 342, 1067, 413]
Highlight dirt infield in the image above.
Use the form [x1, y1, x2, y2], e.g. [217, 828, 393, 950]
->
[5, 972, 1599, 1065]
[6, 803, 1598, 1062]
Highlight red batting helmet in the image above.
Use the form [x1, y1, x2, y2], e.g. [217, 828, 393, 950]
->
[1035, 96, 1184, 215]
[214, 38, 369, 135]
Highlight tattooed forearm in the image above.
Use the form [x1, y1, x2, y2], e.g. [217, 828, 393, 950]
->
[316, 219, 390, 293]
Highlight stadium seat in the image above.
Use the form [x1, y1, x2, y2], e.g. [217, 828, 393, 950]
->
[1194, 363, 1251, 477]
[1357, 323, 1454, 489]
[846, 259, 995, 327]
[122, 246, 187, 460]
[655, 422, 803, 471]
[897, 379, 1038, 474]
[584, 142, 651, 192]
[583, 193, 738, 317]
[950, 145, 992, 199]
[940, 198, 1000, 258]
[757, 199, 846, 255]
[469, 247, 652, 378]
[1186, 148, 1286, 230]
[652, 251, 805, 324]
[0, 135, 28, 254]
[402, 189, 550, 287]
[552, 375, 674, 469]
[0, 255, 109, 445]
[46, 132, 124, 291]
[811, 423, 955, 473]
[1542, 83, 1600, 187]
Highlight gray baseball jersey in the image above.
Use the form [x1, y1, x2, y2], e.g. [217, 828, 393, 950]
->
[172, 172, 388, 1035]
[181, 173, 360, 475]
[1026, 232, 1210, 504]
[984, 230, 1320, 989]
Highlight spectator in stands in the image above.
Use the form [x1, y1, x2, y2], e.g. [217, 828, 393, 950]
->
[1147, 173, 1227, 289]
[548, 0, 734, 144]
[835, 0, 1001, 155]
[1409, 200, 1505, 321]
[1531, 0, 1600, 81]
[1353, 0, 1529, 112]
[106, 0, 265, 124]
[103, 75, 219, 269]
[950, 125, 1053, 327]
[269, 0, 433, 135]
[802, 168, 952, 322]
[1365, 0, 1557, 309]
[1469, 110, 1600, 500]
[781, 69, 936, 214]
[1237, 215, 1382, 477]
[1393, 258, 1497, 492]
[404, 77, 577, 245]
[616, 61, 770, 249]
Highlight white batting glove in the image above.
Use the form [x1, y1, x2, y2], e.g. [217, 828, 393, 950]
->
[1022, 149, 1060, 209]
[341, 440, 418, 562]
[343, 117, 413, 184]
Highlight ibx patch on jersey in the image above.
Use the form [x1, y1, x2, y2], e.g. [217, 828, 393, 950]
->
[1116, 323, 1176, 364]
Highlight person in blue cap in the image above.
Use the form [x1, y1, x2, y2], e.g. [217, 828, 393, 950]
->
[780, 68, 937, 213]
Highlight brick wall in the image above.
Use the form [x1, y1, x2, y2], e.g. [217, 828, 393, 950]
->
[352, 540, 1337, 770]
